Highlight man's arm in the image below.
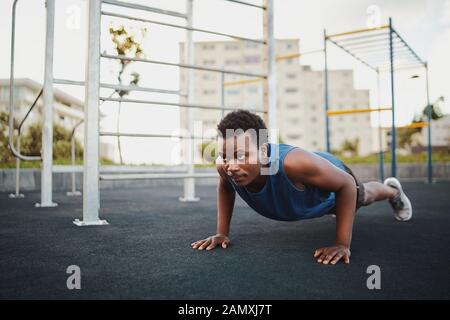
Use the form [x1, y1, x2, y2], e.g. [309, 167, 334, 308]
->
[284, 148, 357, 264]
[191, 165, 235, 250]
[215, 165, 236, 236]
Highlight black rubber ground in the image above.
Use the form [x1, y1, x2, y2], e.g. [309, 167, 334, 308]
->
[1, 182, 449, 299]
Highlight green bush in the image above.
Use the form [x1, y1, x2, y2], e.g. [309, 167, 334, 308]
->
[0, 114, 83, 166]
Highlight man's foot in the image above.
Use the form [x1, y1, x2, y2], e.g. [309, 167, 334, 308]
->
[383, 177, 413, 221]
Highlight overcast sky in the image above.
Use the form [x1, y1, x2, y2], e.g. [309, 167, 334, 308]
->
[1, 0, 449, 164]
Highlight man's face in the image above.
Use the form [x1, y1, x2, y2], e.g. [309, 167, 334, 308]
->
[217, 131, 266, 187]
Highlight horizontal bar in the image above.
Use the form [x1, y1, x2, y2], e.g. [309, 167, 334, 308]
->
[377, 62, 425, 71]
[102, 11, 266, 45]
[392, 29, 426, 65]
[101, 83, 185, 96]
[398, 122, 428, 129]
[53, 78, 185, 95]
[224, 78, 264, 86]
[336, 36, 391, 48]
[223, 0, 266, 10]
[276, 49, 324, 61]
[100, 172, 219, 180]
[327, 38, 377, 71]
[327, 107, 392, 116]
[102, 0, 187, 19]
[53, 164, 194, 173]
[349, 46, 410, 56]
[102, 53, 267, 78]
[327, 25, 389, 39]
[342, 39, 403, 52]
[100, 96, 267, 113]
[336, 31, 390, 43]
[53, 78, 84, 86]
[100, 131, 215, 140]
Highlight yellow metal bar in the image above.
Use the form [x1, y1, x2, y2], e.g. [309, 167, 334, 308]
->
[326, 25, 389, 39]
[276, 53, 301, 61]
[398, 122, 428, 129]
[326, 107, 392, 116]
[276, 49, 324, 61]
[223, 77, 264, 87]
[224, 49, 324, 87]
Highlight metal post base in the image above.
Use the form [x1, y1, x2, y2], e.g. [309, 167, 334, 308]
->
[66, 191, 82, 196]
[35, 202, 58, 207]
[9, 193, 25, 198]
[179, 196, 200, 202]
[73, 218, 109, 226]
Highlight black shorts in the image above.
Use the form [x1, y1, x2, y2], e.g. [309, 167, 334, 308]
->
[342, 164, 365, 210]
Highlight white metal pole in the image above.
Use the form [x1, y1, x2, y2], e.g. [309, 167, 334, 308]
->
[74, 0, 107, 226]
[263, 0, 277, 142]
[180, 0, 199, 202]
[67, 133, 81, 196]
[9, 131, 24, 198]
[221, 70, 225, 118]
[36, 0, 57, 207]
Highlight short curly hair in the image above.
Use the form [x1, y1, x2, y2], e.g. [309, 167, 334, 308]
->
[217, 110, 268, 147]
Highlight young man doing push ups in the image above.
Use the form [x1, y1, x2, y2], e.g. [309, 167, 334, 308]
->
[191, 110, 412, 265]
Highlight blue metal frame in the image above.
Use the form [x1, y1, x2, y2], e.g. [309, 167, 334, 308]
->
[425, 63, 433, 183]
[389, 18, 397, 178]
[323, 29, 331, 153]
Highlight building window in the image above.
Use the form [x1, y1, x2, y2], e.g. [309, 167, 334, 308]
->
[286, 103, 299, 109]
[311, 105, 316, 110]
[285, 87, 298, 94]
[244, 55, 260, 64]
[225, 43, 239, 51]
[225, 59, 240, 65]
[226, 89, 240, 95]
[202, 59, 216, 65]
[247, 86, 259, 94]
[312, 141, 318, 147]
[287, 134, 300, 139]
[203, 89, 216, 95]
[202, 44, 215, 50]
[286, 73, 297, 79]
[246, 42, 259, 49]
[202, 73, 215, 81]
[311, 117, 317, 122]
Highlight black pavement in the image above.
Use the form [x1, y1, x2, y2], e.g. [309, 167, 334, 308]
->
[1, 182, 449, 299]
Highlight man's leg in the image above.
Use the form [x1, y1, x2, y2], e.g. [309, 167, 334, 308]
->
[361, 181, 398, 206]
[361, 179, 413, 221]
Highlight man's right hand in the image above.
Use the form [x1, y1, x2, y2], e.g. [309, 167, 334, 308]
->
[191, 234, 230, 251]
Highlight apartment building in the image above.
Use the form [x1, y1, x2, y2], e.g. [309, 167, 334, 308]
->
[179, 39, 373, 157]
[0, 78, 114, 161]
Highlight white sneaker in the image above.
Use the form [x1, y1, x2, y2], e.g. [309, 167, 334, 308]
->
[383, 177, 413, 221]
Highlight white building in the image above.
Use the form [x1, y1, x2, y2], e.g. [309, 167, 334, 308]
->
[378, 114, 450, 154]
[0, 78, 114, 161]
[179, 39, 373, 156]
[422, 114, 450, 148]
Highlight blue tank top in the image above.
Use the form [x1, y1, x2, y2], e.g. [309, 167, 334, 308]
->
[227, 143, 346, 221]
